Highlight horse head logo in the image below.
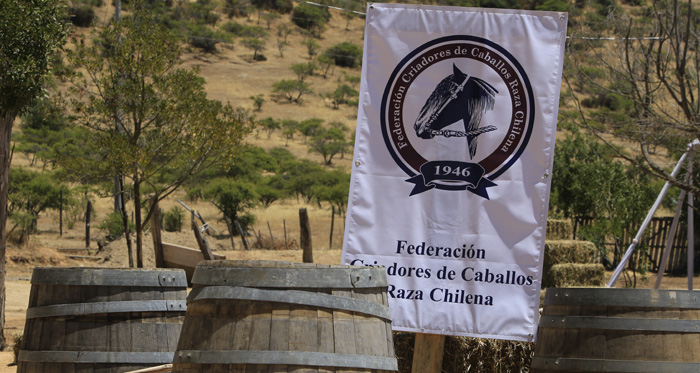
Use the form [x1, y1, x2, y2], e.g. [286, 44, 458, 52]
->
[413, 64, 498, 159]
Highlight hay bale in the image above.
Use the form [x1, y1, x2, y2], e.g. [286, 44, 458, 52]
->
[546, 219, 572, 241]
[393, 332, 533, 373]
[543, 263, 605, 287]
[543, 240, 598, 268]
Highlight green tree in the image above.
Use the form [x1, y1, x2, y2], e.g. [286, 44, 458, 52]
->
[257, 174, 286, 207]
[269, 146, 296, 165]
[260, 12, 281, 29]
[311, 169, 350, 224]
[297, 118, 323, 141]
[291, 62, 316, 82]
[317, 54, 335, 78]
[323, 42, 362, 68]
[302, 38, 320, 59]
[61, 8, 252, 268]
[280, 158, 326, 202]
[281, 119, 298, 145]
[224, 144, 279, 182]
[308, 127, 347, 165]
[0, 0, 68, 347]
[291, 3, 331, 36]
[17, 97, 73, 168]
[8, 168, 70, 238]
[241, 37, 266, 60]
[188, 25, 230, 53]
[225, 0, 251, 18]
[204, 178, 258, 233]
[277, 24, 293, 43]
[258, 117, 280, 138]
[251, 0, 294, 13]
[249, 94, 265, 111]
[272, 79, 313, 103]
[325, 84, 358, 109]
[549, 120, 660, 283]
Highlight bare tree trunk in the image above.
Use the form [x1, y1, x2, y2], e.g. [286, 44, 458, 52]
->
[0, 112, 16, 348]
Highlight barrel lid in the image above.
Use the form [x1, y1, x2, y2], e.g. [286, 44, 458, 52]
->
[30, 267, 188, 288]
[191, 260, 388, 288]
[544, 287, 700, 309]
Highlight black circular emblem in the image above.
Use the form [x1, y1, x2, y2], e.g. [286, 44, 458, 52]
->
[380, 35, 535, 199]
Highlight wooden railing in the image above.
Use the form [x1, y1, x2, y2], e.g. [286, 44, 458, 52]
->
[572, 216, 691, 274]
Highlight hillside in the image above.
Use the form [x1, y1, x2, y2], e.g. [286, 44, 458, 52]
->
[6, 1, 371, 273]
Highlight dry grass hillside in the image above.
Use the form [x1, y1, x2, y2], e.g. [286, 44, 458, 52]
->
[9, 1, 367, 270]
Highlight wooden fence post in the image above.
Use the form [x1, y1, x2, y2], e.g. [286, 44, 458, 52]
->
[411, 333, 445, 373]
[59, 190, 63, 237]
[192, 213, 214, 261]
[235, 219, 250, 251]
[329, 206, 335, 249]
[300, 208, 312, 263]
[85, 199, 91, 248]
[283, 219, 288, 249]
[150, 198, 165, 268]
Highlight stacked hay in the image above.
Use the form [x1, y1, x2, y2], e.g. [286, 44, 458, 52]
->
[393, 332, 533, 373]
[543, 219, 605, 287]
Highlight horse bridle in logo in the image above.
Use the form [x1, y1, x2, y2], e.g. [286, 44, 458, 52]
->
[380, 35, 535, 199]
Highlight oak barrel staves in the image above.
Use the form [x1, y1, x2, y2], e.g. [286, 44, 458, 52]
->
[18, 267, 188, 373]
[532, 287, 700, 372]
[172, 260, 398, 372]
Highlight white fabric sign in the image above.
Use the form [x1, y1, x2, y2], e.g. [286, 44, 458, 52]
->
[341, 4, 567, 342]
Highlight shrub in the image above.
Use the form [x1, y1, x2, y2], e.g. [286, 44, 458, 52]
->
[291, 3, 330, 35]
[221, 21, 245, 35]
[323, 42, 362, 68]
[188, 25, 230, 52]
[188, 2, 219, 25]
[98, 211, 134, 241]
[222, 22, 268, 38]
[225, 0, 251, 18]
[163, 206, 185, 232]
[251, 0, 294, 13]
[70, 6, 96, 27]
[272, 79, 312, 103]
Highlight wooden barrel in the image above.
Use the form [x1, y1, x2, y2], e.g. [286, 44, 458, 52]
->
[18, 267, 188, 373]
[172, 260, 398, 372]
[532, 287, 700, 372]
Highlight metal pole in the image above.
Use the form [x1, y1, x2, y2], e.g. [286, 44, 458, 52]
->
[608, 151, 689, 287]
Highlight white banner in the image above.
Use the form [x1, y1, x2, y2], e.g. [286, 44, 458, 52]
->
[341, 4, 567, 341]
